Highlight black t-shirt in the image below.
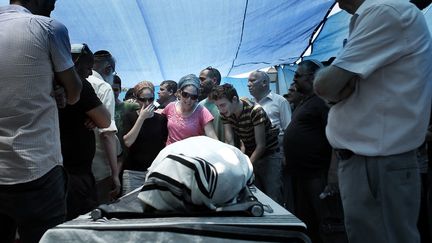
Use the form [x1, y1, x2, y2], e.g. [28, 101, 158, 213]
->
[59, 79, 102, 174]
[123, 111, 168, 171]
[283, 95, 332, 176]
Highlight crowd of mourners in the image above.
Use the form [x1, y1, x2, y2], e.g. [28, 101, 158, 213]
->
[1, 0, 432, 243]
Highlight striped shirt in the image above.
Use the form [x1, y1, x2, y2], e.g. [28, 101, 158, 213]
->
[0, 5, 74, 184]
[221, 98, 279, 157]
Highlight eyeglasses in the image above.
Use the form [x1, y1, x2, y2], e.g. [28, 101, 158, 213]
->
[181, 91, 198, 100]
[136, 96, 155, 103]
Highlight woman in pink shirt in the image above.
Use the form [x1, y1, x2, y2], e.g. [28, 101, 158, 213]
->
[162, 74, 218, 145]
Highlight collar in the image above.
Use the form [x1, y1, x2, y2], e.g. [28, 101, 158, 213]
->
[254, 90, 273, 103]
[0, 4, 32, 14]
[349, 0, 372, 32]
[354, 0, 374, 16]
[91, 70, 104, 81]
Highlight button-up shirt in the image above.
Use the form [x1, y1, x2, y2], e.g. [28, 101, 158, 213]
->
[0, 5, 74, 184]
[327, 0, 432, 156]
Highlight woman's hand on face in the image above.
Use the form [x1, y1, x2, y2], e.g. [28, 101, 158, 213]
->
[139, 104, 155, 120]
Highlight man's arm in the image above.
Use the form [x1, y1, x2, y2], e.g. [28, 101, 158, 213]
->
[320, 150, 340, 199]
[224, 123, 235, 146]
[249, 123, 266, 164]
[55, 67, 82, 104]
[100, 131, 121, 199]
[279, 98, 291, 131]
[86, 105, 111, 129]
[96, 84, 120, 199]
[204, 121, 218, 140]
[313, 65, 357, 103]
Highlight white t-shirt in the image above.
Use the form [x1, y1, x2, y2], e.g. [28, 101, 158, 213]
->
[87, 71, 118, 181]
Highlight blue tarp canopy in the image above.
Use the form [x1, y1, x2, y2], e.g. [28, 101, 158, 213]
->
[277, 2, 432, 95]
[308, 2, 432, 62]
[0, 0, 335, 87]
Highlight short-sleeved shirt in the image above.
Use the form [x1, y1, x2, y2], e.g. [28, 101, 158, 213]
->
[327, 0, 432, 156]
[162, 102, 214, 145]
[0, 5, 74, 184]
[59, 79, 102, 174]
[199, 98, 225, 142]
[123, 111, 168, 171]
[221, 98, 279, 157]
[283, 95, 331, 176]
[254, 91, 291, 136]
[87, 71, 118, 181]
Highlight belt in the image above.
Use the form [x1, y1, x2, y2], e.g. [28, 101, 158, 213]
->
[334, 149, 354, 160]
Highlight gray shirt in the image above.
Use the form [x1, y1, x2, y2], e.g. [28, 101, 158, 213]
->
[0, 5, 74, 184]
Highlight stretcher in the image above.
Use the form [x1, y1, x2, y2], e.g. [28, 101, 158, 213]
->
[40, 186, 311, 243]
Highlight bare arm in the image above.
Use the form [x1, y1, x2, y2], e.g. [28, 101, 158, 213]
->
[320, 150, 340, 199]
[204, 121, 218, 140]
[55, 67, 82, 104]
[123, 104, 155, 148]
[100, 131, 120, 199]
[313, 65, 357, 103]
[224, 123, 235, 146]
[86, 105, 111, 129]
[249, 123, 266, 164]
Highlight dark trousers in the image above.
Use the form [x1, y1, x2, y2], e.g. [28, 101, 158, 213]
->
[0, 166, 67, 243]
[66, 172, 98, 220]
[292, 174, 348, 243]
[419, 171, 432, 243]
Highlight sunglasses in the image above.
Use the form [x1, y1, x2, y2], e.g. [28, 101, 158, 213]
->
[136, 96, 155, 103]
[181, 91, 198, 100]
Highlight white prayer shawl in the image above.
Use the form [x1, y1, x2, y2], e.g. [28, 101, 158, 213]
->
[138, 136, 254, 211]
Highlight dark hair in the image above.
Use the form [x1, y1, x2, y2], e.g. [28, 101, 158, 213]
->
[160, 80, 177, 93]
[124, 88, 135, 101]
[113, 75, 121, 87]
[410, 0, 431, 10]
[209, 83, 238, 102]
[204, 66, 222, 84]
[298, 60, 322, 74]
[93, 50, 115, 66]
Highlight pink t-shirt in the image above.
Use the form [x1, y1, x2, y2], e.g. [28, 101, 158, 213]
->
[162, 102, 214, 145]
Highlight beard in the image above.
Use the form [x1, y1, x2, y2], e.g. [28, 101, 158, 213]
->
[199, 83, 213, 101]
[104, 73, 114, 85]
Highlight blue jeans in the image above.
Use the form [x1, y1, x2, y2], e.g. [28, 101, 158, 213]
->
[0, 166, 67, 243]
